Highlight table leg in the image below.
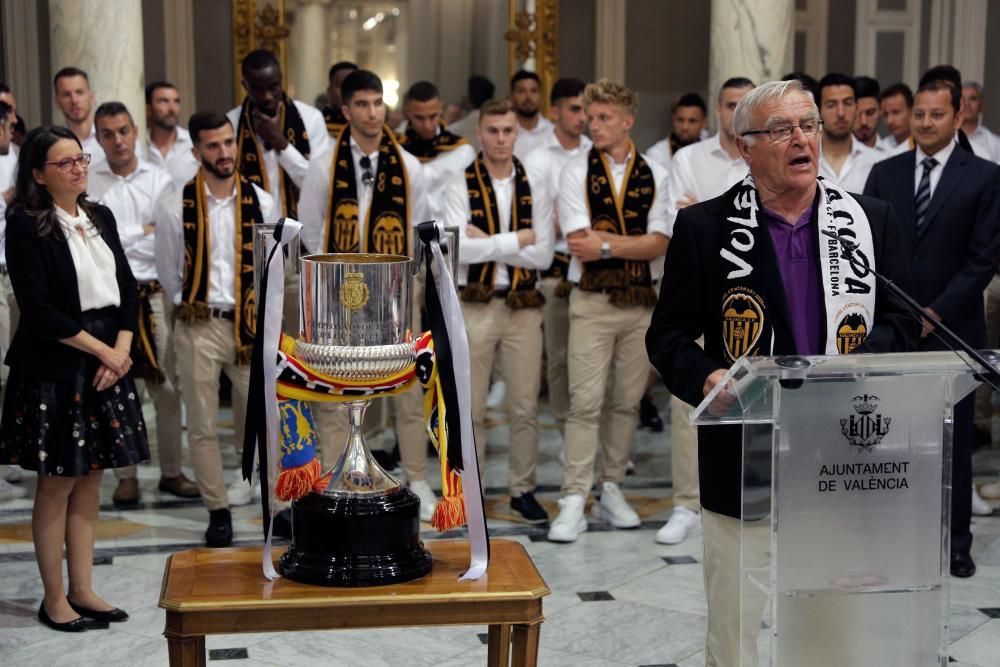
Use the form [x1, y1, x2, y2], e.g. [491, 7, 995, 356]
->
[487, 623, 511, 666]
[510, 622, 540, 667]
[167, 634, 206, 667]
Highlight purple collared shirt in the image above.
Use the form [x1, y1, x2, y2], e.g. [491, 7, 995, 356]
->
[763, 206, 824, 355]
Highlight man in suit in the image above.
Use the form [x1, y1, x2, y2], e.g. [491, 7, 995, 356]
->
[864, 79, 1000, 579]
[647, 79, 917, 666]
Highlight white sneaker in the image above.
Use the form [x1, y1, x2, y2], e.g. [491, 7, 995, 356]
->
[0, 477, 27, 501]
[980, 480, 1000, 500]
[226, 478, 255, 507]
[486, 381, 506, 410]
[972, 484, 994, 516]
[547, 494, 588, 542]
[409, 479, 437, 522]
[0, 465, 22, 482]
[655, 506, 702, 544]
[591, 482, 640, 528]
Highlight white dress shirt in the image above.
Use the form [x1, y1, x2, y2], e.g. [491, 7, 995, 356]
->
[558, 148, 671, 282]
[298, 135, 428, 255]
[442, 160, 554, 287]
[665, 133, 749, 235]
[144, 126, 200, 186]
[420, 139, 476, 224]
[819, 135, 880, 194]
[226, 99, 331, 215]
[0, 149, 17, 266]
[155, 178, 275, 307]
[644, 138, 675, 175]
[872, 135, 895, 154]
[522, 129, 593, 254]
[966, 124, 1000, 163]
[55, 205, 120, 311]
[914, 139, 957, 199]
[513, 116, 555, 160]
[89, 158, 174, 283]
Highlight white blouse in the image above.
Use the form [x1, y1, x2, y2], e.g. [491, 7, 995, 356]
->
[55, 205, 121, 311]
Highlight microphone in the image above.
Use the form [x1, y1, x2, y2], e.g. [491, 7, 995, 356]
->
[821, 228, 1000, 389]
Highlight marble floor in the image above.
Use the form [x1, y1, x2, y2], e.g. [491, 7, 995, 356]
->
[1, 388, 1000, 666]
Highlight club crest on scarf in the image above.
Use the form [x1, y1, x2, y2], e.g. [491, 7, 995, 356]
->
[372, 213, 407, 255]
[332, 201, 360, 251]
[722, 286, 765, 363]
[835, 308, 869, 354]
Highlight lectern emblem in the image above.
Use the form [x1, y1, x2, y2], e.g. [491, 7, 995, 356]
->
[340, 272, 370, 311]
[840, 394, 891, 452]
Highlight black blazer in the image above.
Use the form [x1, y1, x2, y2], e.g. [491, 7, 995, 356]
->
[4, 204, 138, 380]
[645, 187, 918, 519]
[863, 147, 1000, 349]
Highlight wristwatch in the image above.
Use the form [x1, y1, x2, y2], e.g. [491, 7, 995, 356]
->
[600, 241, 612, 260]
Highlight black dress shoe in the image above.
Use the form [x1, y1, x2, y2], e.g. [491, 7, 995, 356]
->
[510, 492, 550, 524]
[271, 508, 293, 539]
[38, 603, 109, 632]
[951, 550, 977, 578]
[639, 395, 664, 432]
[68, 599, 129, 622]
[205, 508, 233, 548]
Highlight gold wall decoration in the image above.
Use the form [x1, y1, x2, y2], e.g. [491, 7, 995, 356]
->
[232, 0, 289, 106]
[505, 0, 559, 113]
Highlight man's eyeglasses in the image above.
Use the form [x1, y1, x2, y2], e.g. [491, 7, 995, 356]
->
[45, 154, 92, 172]
[360, 155, 375, 187]
[741, 119, 823, 143]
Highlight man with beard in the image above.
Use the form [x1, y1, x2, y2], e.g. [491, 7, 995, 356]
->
[156, 112, 276, 547]
[650, 79, 916, 665]
[397, 80, 474, 222]
[88, 101, 198, 506]
[144, 81, 200, 186]
[646, 92, 708, 174]
[523, 78, 592, 438]
[298, 70, 436, 520]
[817, 73, 878, 192]
[53, 67, 101, 160]
[511, 70, 554, 160]
[321, 61, 358, 139]
[879, 83, 913, 150]
[852, 76, 890, 154]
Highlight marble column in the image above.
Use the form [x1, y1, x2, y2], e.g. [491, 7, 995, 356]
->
[709, 0, 794, 101]
[48, 0, 146, 138]
[288, 0, 330, 106]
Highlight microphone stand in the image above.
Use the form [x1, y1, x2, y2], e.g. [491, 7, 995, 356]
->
[821, 228, 1000, 388]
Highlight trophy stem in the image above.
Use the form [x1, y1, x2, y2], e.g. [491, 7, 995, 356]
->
[322, 399, 402, 496]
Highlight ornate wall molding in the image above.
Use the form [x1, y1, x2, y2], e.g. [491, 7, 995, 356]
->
[505, 0, 558, 112]
[232, 0, 289, 105]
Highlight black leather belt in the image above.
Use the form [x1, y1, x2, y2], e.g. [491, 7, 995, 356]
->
[210, 308, 235, 321]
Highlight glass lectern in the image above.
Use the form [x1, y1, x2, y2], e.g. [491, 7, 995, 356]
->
[691, 352, 981, 666]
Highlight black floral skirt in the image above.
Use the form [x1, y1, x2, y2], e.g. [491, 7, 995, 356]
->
[0, 307, 149, 476]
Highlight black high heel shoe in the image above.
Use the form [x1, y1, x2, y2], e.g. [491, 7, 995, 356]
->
[68, 599, 129, 622]
[38, 603, 109, 632]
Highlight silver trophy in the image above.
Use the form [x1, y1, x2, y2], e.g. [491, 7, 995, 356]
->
[278, 252, 433, 587]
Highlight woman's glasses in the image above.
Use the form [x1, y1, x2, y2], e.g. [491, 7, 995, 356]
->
[45, 154, 92, 173]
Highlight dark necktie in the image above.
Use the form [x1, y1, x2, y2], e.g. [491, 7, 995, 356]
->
[914, 156, 938, 234]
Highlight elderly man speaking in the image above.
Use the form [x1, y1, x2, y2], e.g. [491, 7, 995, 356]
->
[646, 79, 918, 666]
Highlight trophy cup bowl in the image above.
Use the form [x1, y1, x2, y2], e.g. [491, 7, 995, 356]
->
[278, 253, 433, 587]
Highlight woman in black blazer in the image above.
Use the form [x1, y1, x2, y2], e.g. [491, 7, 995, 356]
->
[0, 126, 149, 632]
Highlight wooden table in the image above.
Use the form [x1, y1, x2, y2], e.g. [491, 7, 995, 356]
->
[158, 538, 549, 666]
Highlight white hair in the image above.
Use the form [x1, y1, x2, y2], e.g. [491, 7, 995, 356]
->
[732, 79, 817, 144]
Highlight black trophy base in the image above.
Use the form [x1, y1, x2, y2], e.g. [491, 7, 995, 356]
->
[278, 487, 433, 587]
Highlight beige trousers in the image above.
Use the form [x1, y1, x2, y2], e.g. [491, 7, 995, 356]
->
[702, 509, 770, 667]
[463, 298, 544, 495]
[0, 271, 18, 384]
[313, 276, 429, 480]
[174, 317, 251, 511]
[116, 290, 184, 480]
[561, 290, 652, 496]
[669, 336, 704, 511]
[539, 278, 570, 434]
[975, 273, 1000, 431]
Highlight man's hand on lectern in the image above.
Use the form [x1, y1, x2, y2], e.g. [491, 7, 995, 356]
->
[704, 368, 735, 416]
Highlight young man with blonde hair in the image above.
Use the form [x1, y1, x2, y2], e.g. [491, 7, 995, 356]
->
[548, 80, 670, 542]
